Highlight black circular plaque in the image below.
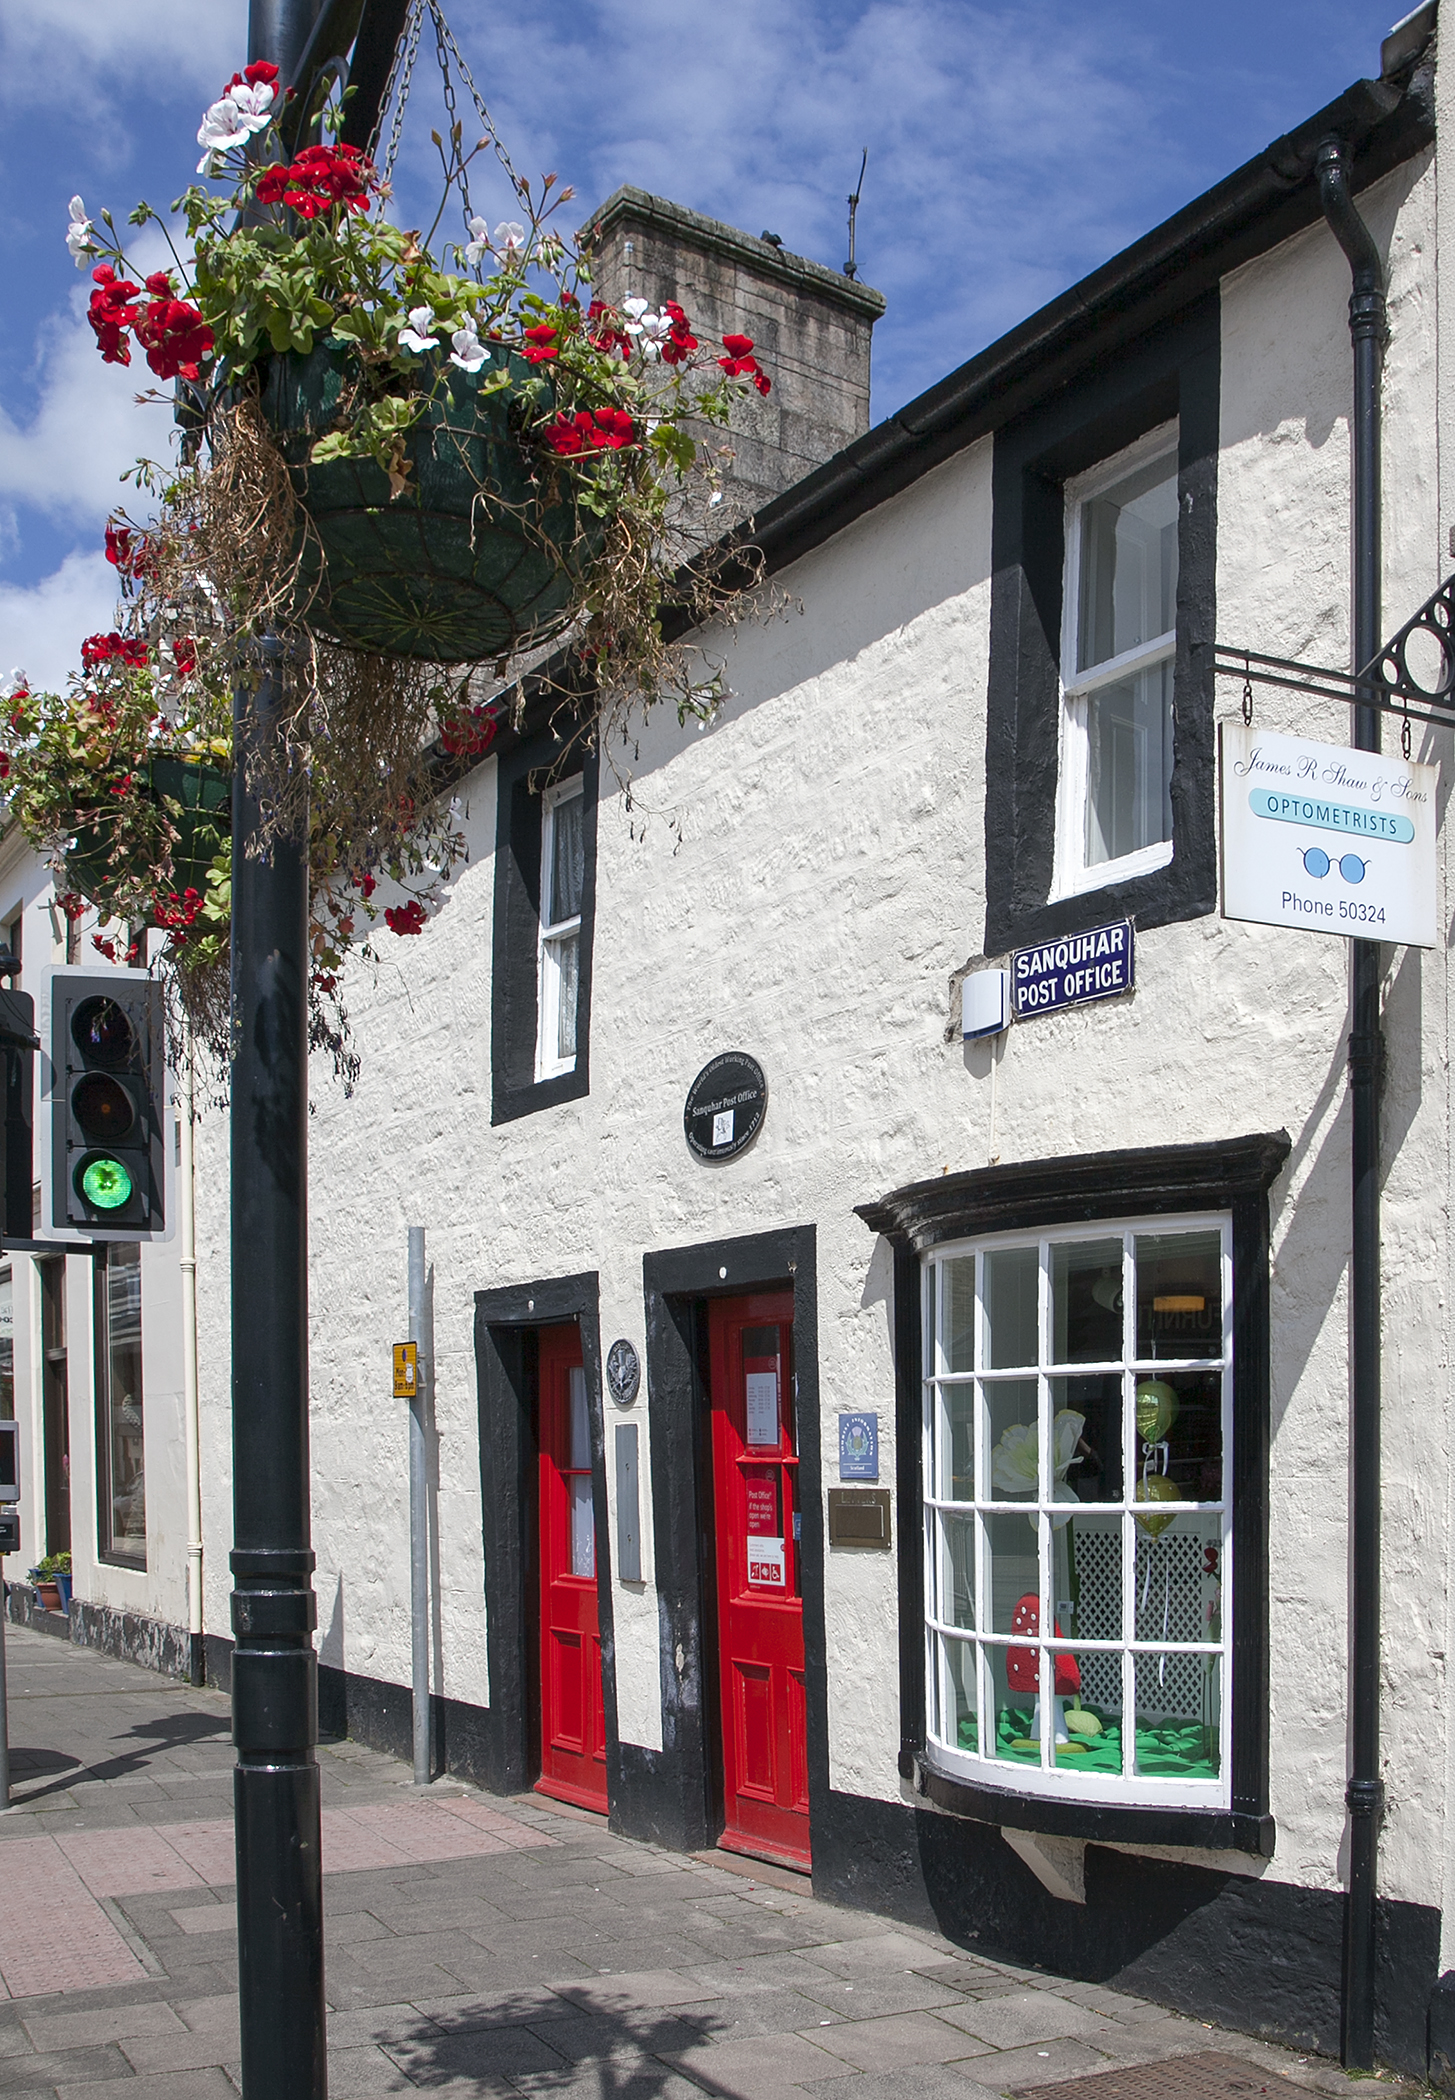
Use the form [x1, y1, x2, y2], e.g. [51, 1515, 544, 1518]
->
[684, 1051, 768, 1163]
[606, 1338, 640, 1407]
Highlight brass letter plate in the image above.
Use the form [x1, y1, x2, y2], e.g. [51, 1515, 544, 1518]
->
[827, 1487, 892, 1549]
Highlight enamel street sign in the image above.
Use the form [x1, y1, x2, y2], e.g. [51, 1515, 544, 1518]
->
[1220, 724, 1438, 948]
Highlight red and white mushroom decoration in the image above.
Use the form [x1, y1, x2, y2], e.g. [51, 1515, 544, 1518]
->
[1006, 1592, 1081, 1744]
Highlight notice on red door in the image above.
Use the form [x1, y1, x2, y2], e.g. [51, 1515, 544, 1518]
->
[745, 1371, 779, 1446]
[744, 1474, 777, 1537]
[747, 1536, 786, 1589]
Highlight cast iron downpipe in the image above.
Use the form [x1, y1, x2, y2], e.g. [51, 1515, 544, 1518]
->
[231, 4, 325, 2095]
[1316, 134, 1387, 2074]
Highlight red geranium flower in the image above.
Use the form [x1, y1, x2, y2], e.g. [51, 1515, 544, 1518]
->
[384, 899, 428, 936]
[87, 265, 141, 365]
[719, 333, 772, 395]
[522, 323, 560, 365]
[660, 300, 698, 365]
[541, 407, 637, 457]
[81, 632, 148, 670]
[135, 295, 215, 382]
[259, 142, 373, 219]
[439, 702, 499, 759]
[104, 525, 133, 569]
[586, 300, 632, 357]
[172, 638, 198, 679]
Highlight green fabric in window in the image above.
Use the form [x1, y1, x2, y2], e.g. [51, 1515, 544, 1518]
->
[954, 1706, 1218, 1780]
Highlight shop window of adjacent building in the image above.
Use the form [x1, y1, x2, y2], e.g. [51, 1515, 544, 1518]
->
[0, 1265, 12, 1422]
[1053, 428, 1178, 898]
[95, 1244, 145, 1567]
[536, 776, 585, 1083]
[923, 1215, 1230, 1810]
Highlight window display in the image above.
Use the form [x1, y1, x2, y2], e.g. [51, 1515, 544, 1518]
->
[923, 1218, 1230, 1807]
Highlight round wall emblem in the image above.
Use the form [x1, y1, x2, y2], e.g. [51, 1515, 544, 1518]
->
[684, 1052, 768, 1163]
[606, 1338, 641, 1407]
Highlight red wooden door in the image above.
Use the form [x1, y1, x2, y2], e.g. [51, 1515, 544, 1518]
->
[709, 1292, 810, 1869]
[536, 1323, 607, 1811]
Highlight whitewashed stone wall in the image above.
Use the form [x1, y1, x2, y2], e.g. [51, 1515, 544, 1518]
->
[184, 139, 1455, 1934]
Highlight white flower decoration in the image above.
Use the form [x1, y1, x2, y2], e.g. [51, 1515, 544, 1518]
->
[0, 668, 31, 701]
[397, 306, 440, 355]
[492, 220, 527, 263]
[448, 322, 487, 373]
[66, 197, 96, 267]
[991, 1410, 1085, 1530]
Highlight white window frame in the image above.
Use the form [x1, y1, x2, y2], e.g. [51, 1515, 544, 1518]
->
[1051, 422, 1179, 900]
[535, 776, 584, 1083]
[921, 1211, 1233, 1812]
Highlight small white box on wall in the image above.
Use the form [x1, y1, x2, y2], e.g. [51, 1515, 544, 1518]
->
[962, 968, 1009, 1040]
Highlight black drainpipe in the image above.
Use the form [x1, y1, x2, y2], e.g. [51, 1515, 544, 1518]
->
[1315, 133, 1386, 2073]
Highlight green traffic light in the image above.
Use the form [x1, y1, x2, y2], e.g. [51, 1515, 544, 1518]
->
[79, 1156, 133, 1210]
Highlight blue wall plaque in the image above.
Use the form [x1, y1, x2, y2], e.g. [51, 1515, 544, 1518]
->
[1011, 919, 1134, 1019]
[839, 1413, 879, 1481]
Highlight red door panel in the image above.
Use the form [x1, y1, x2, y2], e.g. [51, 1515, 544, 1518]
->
[536, 1323, 608, 1812]
[709, 1292, 811, 1869]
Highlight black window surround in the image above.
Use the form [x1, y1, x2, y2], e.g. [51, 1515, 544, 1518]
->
[491, 739, 597, 1125]
[856, 1130, 1289, 1858]
[984, 292, 1220, 958]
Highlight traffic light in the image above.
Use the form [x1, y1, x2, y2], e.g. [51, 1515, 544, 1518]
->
[44, 968, 170, 1241]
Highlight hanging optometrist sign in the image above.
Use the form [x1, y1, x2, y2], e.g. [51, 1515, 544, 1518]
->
[1220, 724, 1438, 949]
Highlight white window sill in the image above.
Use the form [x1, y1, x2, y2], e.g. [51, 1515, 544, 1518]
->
[925, 1735, 1231, 1814]
[1049, 835, 1173, 903]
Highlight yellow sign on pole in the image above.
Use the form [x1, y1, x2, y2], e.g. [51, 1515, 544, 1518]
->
[393, 1342, 418, 1399]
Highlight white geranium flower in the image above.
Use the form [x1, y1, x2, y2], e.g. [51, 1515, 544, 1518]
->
[66, 197, 96, 267]
[0, 668, 31, 701]
[230, 78, 277, 127]
[463, 216, 492, 266]
[448, 322, 487, 373]
[623, 301, 671, 359]
[492, 220, 527, 263]
[196, 96, 248, 172]
[397, 306, 440, 354]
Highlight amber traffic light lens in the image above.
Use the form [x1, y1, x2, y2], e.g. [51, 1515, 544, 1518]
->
[72, 1072, 135, 1142]
[72, 996, 134, 1068]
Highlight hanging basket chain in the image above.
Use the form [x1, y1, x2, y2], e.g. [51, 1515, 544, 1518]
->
[371, 0, 521, 246]
[374, 0, 425, 186]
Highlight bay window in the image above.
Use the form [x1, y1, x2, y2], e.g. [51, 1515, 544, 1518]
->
[925, 1215, 1230, 1809]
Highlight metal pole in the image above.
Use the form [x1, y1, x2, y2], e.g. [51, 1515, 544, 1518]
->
[1316, 135, 1387, 2075]
[180, 1037, 204, 1687]
[230, 627, 323, 2098]
[0, 1583, 9, 1808]
[408, 1226, 430, 1785]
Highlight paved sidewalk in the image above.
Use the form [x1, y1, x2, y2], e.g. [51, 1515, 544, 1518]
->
[0, 1627, 1428, 2097]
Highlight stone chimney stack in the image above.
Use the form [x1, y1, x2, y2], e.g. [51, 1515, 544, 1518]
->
[586, 186, 886, 529]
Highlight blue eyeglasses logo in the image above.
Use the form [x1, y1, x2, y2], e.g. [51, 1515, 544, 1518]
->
[1301, 848, 1367, 884]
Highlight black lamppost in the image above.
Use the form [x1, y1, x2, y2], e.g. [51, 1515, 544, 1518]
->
[229, 9, 326, 2095]
[227, 6, 411, 2089]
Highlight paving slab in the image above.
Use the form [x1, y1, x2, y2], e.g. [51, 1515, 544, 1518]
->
[0, 1626, 1434, 2100]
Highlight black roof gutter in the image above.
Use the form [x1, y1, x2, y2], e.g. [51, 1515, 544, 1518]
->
[736, 57, 1434, 587]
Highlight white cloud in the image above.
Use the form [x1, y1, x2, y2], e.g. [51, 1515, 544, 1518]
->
[0, 0, 246, 109]
[0, 294, 172, 530]
[0, 549, 118, 692]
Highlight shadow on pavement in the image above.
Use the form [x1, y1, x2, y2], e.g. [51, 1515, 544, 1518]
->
[347, 1987, 734, 2094]
[10, 1709, 232, 1803]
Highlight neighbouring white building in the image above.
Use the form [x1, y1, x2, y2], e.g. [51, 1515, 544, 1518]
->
[9, 3, 1455, 2086]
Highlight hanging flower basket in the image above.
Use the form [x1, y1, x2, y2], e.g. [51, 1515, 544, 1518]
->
[64, 754, 231, 922]
[260, 343, 602, 662]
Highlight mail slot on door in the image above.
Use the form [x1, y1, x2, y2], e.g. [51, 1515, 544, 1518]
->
[827, 1488, 891, 1548]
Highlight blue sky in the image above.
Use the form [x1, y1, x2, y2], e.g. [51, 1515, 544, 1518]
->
[0, 0, 1410, 686]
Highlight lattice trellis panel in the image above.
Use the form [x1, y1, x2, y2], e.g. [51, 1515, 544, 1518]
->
[1070, 1523, 1212, 1720]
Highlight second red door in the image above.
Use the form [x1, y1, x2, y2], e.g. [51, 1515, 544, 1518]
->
[536, 1322, 607, 1811]
[709, 1293, 810, 1869]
